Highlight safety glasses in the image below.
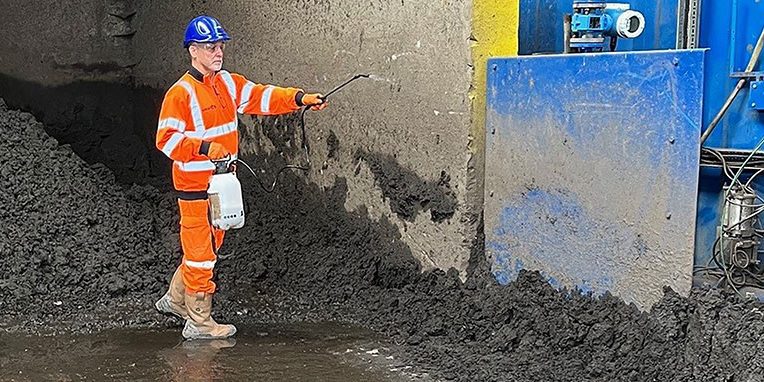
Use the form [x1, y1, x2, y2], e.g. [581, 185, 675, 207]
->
[192, 41, 226, 53]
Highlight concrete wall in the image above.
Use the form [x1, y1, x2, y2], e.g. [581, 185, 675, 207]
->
[131, 0, 475, 274]
[0, 0, 154, 184]
[0, 0, 519, 277]
[0, 0, 134, 85]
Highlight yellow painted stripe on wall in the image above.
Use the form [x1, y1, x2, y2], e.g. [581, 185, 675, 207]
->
[470, 0, 519, 155]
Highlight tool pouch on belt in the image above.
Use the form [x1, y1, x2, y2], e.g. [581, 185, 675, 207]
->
[208, 159, 245, 230]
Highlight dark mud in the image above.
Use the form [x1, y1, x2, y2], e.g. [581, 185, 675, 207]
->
[0, 99, 176, 321]
[355, 150, 457, 222]
[2, 100, 764, 381]
[327, 130, 340, 160]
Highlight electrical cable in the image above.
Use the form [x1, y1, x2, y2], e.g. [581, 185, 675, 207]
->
[703, 148, 736, 181]
[722, 206, 764, 234]
[701, 147, 764, 292]
[703, 147, 764, 208]
[746, 167, 764, 188]
[716, 135, 764, 294]
[704, 147, 760, 194]
[722, 198, 764, 209]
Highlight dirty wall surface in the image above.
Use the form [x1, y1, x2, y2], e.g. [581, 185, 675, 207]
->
[2, 101, 764, 381]
[131, 0, 477, 275]
[0, 0, 159, 185]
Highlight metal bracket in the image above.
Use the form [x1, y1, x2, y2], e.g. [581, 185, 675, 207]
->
[686, 0, 702, 49]
[750, 81, 764, 110]
[676, 0, 688, 49]
[730, 72, 764, 79]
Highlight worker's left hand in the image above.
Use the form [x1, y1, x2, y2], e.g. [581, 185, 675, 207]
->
[206, 142, 231, 160]
[301, 93, 327, 111]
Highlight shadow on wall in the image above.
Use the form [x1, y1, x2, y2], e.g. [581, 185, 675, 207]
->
[356, 150, 458, 223]
[0, 73, 170, 188]
[0, 71, 458, 227]
[0, 73, 339, 192]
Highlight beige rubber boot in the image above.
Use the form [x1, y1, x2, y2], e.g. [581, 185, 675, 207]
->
[182, 292, 237, 340]
[155, 266, 189, 320]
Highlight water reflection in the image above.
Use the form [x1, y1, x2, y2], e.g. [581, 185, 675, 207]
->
[0, 323, 397, 381]
[159, 338, 237, 381]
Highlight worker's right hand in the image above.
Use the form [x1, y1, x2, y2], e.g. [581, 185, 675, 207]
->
[205, 142, 230, 160]
[301, 93, 327, 111]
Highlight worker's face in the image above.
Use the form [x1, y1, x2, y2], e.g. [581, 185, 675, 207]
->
[189, 42, 226, 72]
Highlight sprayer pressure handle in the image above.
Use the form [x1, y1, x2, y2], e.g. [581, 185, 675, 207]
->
[211, 156, 235, 174]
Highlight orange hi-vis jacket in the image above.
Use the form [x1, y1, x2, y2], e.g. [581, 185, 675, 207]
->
[156, 67, 304, 192]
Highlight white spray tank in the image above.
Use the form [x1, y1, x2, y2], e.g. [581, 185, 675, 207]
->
[208, 157, 245, 230]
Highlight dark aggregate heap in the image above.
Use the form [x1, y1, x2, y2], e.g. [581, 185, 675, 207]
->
[0, 99, 177, 322]
[2, 100, 764, 381]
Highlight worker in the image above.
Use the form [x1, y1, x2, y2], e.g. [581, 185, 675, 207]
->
[154, 15, 327, 340]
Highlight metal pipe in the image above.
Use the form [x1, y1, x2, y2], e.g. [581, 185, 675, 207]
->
[563, 14, 572, 53]
[701, 26, 764, 145]
[675, 0, 688, 49]
[686, 0, 702, 49]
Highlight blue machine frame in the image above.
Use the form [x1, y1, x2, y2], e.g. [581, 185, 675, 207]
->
[519, 0, 678, 54]
[510, 0, 764, 298]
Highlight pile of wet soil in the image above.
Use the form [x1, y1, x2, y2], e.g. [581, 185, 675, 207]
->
[223, 168, 764, 382]
[2, 100, 764, 381]
[0, 99, 178, 327]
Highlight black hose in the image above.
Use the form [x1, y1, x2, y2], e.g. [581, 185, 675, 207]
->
[237, 159, 307, 194]
[241, 74, 370, 193]
[698, 232, 764, 289]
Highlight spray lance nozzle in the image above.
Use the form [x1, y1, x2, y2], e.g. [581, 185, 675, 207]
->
[319, 73, 370, 100]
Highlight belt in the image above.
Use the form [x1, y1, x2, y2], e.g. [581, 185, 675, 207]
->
[176, 190, 208, 200]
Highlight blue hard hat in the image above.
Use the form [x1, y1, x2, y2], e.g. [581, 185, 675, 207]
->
[183, 15, 231, 48]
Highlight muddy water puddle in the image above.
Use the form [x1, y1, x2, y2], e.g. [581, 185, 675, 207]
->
[0, 322, 417, 381]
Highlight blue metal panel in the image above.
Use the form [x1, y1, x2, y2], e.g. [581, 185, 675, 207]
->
[485, 50, 705, 308]
[698, 0, 764, 142]
[729, 0, 764, 74]
[519, 0, 564, 54]
[518, 0, 679, 54]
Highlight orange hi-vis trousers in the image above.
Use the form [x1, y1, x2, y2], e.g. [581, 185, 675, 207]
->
[178, 199, 224, 294]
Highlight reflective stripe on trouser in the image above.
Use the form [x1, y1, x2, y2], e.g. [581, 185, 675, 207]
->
[178, 199, 225, 294]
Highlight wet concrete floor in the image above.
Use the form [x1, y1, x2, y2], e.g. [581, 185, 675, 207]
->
[0, 322, 417, 381]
